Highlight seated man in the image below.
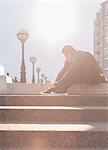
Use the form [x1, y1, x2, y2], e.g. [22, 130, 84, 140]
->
[45, 45, 105, 93]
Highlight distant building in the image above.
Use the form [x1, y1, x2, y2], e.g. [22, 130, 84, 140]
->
[94, 0, 108, 78]
[0, 65, 5, 75]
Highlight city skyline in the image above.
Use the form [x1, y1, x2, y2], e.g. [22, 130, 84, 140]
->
[0, 0, 102, 82]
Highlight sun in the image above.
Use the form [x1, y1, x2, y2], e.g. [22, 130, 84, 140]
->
[35, 3, 77, 43]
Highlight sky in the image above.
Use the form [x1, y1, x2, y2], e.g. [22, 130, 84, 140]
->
[0, 0, 103, 83]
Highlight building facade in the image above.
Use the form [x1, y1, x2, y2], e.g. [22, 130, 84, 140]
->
[94, 0, 108, 78]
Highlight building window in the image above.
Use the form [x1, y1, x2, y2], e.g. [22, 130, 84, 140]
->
[104, 49, 108, 57]
[104, 27, 108, 36]
[104, 3, 108, 10]
[104, 19, 108, 26]
[104, 70, 108, 78]
[104, 38, 108, 47]
[104, 60, 108, 68]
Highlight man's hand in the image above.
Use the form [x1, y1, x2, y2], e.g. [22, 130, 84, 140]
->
[42, 86, 55, 94]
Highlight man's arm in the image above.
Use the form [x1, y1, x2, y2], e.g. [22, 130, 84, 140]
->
[55, 60, 71, 82]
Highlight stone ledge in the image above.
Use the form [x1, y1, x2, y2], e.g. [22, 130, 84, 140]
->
[67, 83, 108, 95]
[0, 83, 52, 94]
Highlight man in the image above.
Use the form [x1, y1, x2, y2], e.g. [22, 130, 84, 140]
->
[45, 45, 105, 93]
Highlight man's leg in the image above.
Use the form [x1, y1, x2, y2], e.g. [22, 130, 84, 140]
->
[52, 68, 80, 93]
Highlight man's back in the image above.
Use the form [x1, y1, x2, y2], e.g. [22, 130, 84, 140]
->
[67, 51, 105, 83]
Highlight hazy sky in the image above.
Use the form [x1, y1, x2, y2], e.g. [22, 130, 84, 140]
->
[0, 0, 102, 82]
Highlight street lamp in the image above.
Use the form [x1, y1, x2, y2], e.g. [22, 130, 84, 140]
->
[41, 73, 45, 83]
[17, 29, 29, 83]
[29, 56, 37, 83]
[44, 76, 48, 83]
[36, 67, 41, 83]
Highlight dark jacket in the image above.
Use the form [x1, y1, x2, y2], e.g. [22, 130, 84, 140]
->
[55, 51, 105, 89]
[55, 60, 72, 82]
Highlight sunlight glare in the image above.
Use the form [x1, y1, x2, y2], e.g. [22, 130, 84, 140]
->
[35, 3, 77, 43]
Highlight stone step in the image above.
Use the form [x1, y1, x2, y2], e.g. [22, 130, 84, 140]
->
[0, 123, 108, 149]
[1, 148, 108, 150]
[0, 106, 108, 123]
[0, 95, 108, 106]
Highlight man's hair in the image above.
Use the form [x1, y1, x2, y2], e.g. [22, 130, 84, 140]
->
[61, 45, 75, 54]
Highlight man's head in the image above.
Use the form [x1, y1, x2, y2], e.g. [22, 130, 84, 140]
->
[61, 45, 75, 61]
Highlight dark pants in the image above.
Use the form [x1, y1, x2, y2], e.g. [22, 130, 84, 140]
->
[54, 68, 103, 93]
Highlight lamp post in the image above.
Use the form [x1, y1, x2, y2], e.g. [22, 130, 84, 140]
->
[29, 56, 37, 83]
[36, 67, 41, 83]
[17, 29, 29, 83]
[41, 73, 45, 83]
[45, 76, 48, 83]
